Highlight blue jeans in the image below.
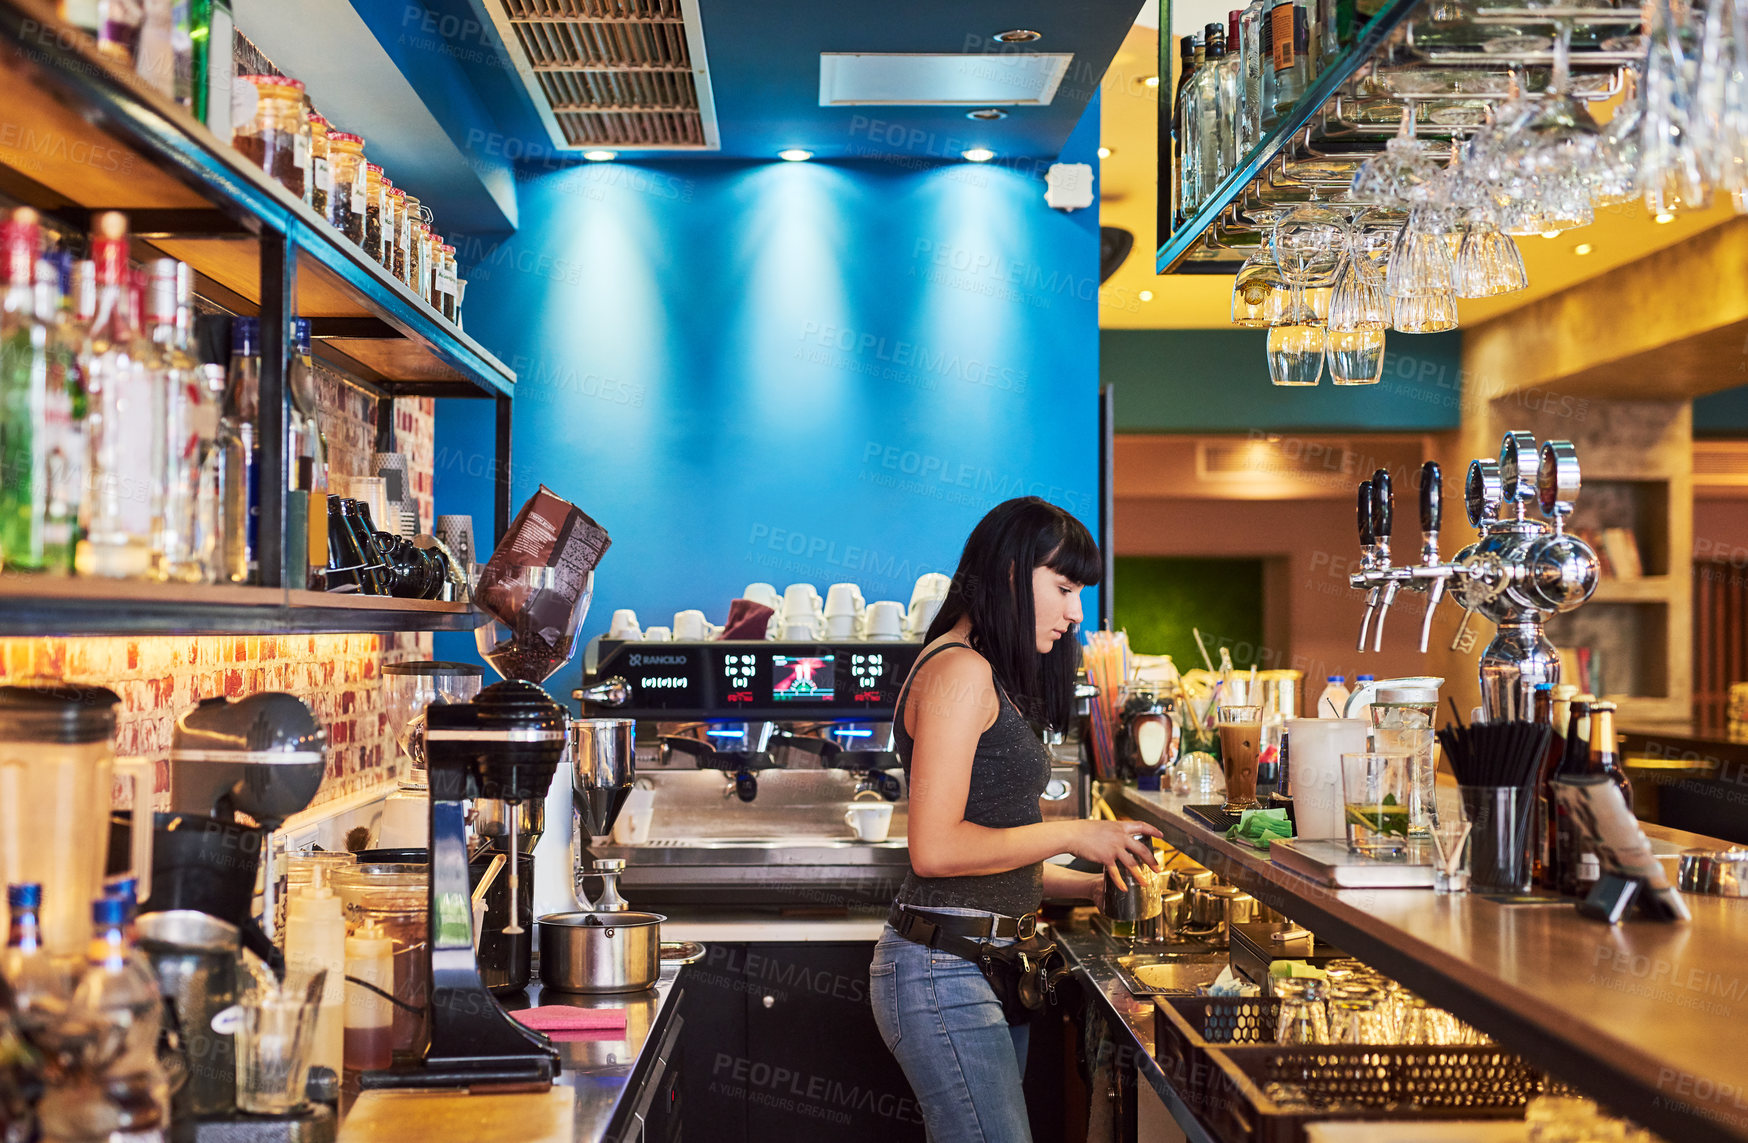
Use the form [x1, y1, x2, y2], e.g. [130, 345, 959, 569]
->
[868, 910, 1032, 1143]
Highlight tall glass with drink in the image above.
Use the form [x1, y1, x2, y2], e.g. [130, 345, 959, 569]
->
[1216, 704, 1264, 812]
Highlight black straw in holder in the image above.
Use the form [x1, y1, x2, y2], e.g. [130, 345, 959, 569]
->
[1438, 720, 1551, 893]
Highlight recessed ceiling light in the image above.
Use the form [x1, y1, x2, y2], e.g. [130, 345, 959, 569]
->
[1654, 212, 1675, 223]
[778, 148, 814, 162]
[994, 29, 1042, 43]
[1138, 290, 1154, 301]
[1540, 230, 1561, 239]
[1574, 242, 1594, 255]
[966, 108, 1009, 121]
[583, 150, 617, 162]
[962, 147, 996, 162]
[1097, 146, 1112, 158]
[1141, 75, 1160, 88]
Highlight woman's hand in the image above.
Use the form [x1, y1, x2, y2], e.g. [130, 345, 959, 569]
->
[1066, 820, 1164, 891]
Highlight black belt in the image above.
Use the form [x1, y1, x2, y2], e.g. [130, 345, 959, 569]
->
[888, 904, 1038, 952]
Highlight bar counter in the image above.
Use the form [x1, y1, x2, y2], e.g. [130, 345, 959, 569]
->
[339, 965, 684, 1143]
[1112, 786, 1748, 1143]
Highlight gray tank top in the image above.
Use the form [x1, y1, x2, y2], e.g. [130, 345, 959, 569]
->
[891, 641, 1052, 917]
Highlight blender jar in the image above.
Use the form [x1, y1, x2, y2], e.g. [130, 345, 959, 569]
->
[0, 684, 151, 956]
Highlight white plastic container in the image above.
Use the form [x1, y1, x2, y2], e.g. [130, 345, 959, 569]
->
[283, 872, 346, 1076]
[343, 918, 394, 1072]
[1284, 718, 1370, 840]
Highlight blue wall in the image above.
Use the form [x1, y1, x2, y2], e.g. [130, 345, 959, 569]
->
[1696, 384, 1748, 436]
[1104, 328, 1464, 432]
[435, 104, 1103, 665]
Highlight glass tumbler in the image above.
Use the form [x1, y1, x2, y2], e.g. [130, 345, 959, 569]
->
[1274, 978, 1329, 1044]
[1342, 751, 1412, 857]
[1460, 785, 1533, 892]
[234, 969, 324, 1114]
[1216, 705, 1265, 812]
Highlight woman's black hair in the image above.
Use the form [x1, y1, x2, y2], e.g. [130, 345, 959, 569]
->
[923, 497, 1101, 730]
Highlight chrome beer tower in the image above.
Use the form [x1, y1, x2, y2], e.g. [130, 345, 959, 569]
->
[1349, 431, 1600, 721]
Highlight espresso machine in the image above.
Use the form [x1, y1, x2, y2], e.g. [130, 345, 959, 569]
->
[571, 637, 928, 907]
[1347, 432, 1600, 720]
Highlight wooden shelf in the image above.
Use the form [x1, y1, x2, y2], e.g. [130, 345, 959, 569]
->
[0, 0, 512, 399]
[0, 575, 482, 635]
[1591, 575, 1675, 602]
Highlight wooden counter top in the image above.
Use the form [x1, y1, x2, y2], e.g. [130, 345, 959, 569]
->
[1114, 787, 1748, 1143]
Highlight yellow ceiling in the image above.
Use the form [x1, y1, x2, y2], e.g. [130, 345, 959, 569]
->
[1095, 22, 1741, 331]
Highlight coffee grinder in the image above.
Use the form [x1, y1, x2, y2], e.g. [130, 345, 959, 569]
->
[363, 564, 596, 1088]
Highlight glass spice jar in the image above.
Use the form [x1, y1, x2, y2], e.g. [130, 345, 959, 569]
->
[307, 113, 332, 219]
[412, 224, 432, 302]
[423, 231, 444, 307]
[399, 195, 423, 287]
[438, 244, 457, 321]
[364, 164, 386, 265]
[327, 132, 367, 244]
[296, 97, 314, 206]
[387, 188, 408, 282]
[378, 176, 396, 268]
[234, 75, 307, 200]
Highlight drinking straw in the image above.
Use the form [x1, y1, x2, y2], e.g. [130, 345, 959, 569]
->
[1192, 627, 1214, 673]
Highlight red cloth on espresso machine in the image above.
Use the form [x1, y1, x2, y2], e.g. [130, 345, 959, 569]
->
[718, 599, 774, 640]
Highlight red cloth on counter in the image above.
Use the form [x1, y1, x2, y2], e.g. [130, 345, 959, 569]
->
[719, 599, 773, 639]
[511, 1006, 629, 1041]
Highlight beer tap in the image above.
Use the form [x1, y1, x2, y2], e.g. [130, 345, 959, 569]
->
[1344, 431, 1599, 722]
[1368, 469, 1400, 653]
[1412, 462, 1444, 654]
[1352, 479, 1380, 651]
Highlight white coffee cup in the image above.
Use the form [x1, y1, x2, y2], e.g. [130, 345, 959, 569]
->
[908, 572, 951, 613]
[612, 787, 657, 845]
[824, 583, 865, 618]
[742, 582, 782, 611]
[1283, 718, 1370, 840]
[844, 800, 894, 842]
[608, 609, 642, 640]
[783, 583, 823, 622]
[825, 614, 858, 640]
[673, 609, 709, 641]
[782, 621, 821, 641]
[642, 625, 672, 642]
[906, 595, 944, 637]
[864, 601, 906, 640]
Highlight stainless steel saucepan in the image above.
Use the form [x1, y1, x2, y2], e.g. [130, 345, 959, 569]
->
[537, 910, 666, 993]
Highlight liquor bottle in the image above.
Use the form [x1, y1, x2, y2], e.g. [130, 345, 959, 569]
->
[1270, 0, 1310, 118]
[79, 213, 163, 579]
[1550, 695, 1595, 896]
[137, 0, 194, 106]
[57, 0, 99, 35]
[145, 259, 214, 583]
[0, 209, 55, 572]
[95, 0, 145, 67]
[200, 362, 246, 583]
[223, 316, 260, 580]
[1171, 36, 1198, 228]
[1530, 684, 1563, 889]
[66, 897, 169, 1143]
[1191, 24, 1228, 208]
[35, 253, 86, 574]
[1218, 15, 1244, 179]
[1586, 701, 1635, 816]
[1313, 0, 1339, 71]
[2, 884, 50, 1143]
[190, 0, 234, 138]
[1240, 0, 1267, 153]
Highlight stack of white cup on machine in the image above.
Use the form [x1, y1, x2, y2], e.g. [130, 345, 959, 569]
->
[604, 573, 953, 642]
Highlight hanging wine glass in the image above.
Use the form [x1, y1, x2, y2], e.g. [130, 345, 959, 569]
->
[1642, 0, 1714, 215]
[1267, 205, 1348, 387]
[1231, 244, 1290, 327]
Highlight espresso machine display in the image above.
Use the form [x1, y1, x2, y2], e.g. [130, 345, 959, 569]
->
[773, 654, 835, 701]
[585, 639, 922, 720]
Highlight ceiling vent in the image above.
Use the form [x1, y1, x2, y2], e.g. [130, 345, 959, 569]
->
[483, 0, 719, 151]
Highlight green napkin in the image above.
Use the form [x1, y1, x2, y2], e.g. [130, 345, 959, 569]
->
[1225, 807, 1293, 852]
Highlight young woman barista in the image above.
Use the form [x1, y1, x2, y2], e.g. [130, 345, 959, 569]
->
[869, 497, 1162, 1141]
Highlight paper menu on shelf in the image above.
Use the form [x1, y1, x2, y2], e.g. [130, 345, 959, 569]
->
[1553, 775, 1690, 922]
